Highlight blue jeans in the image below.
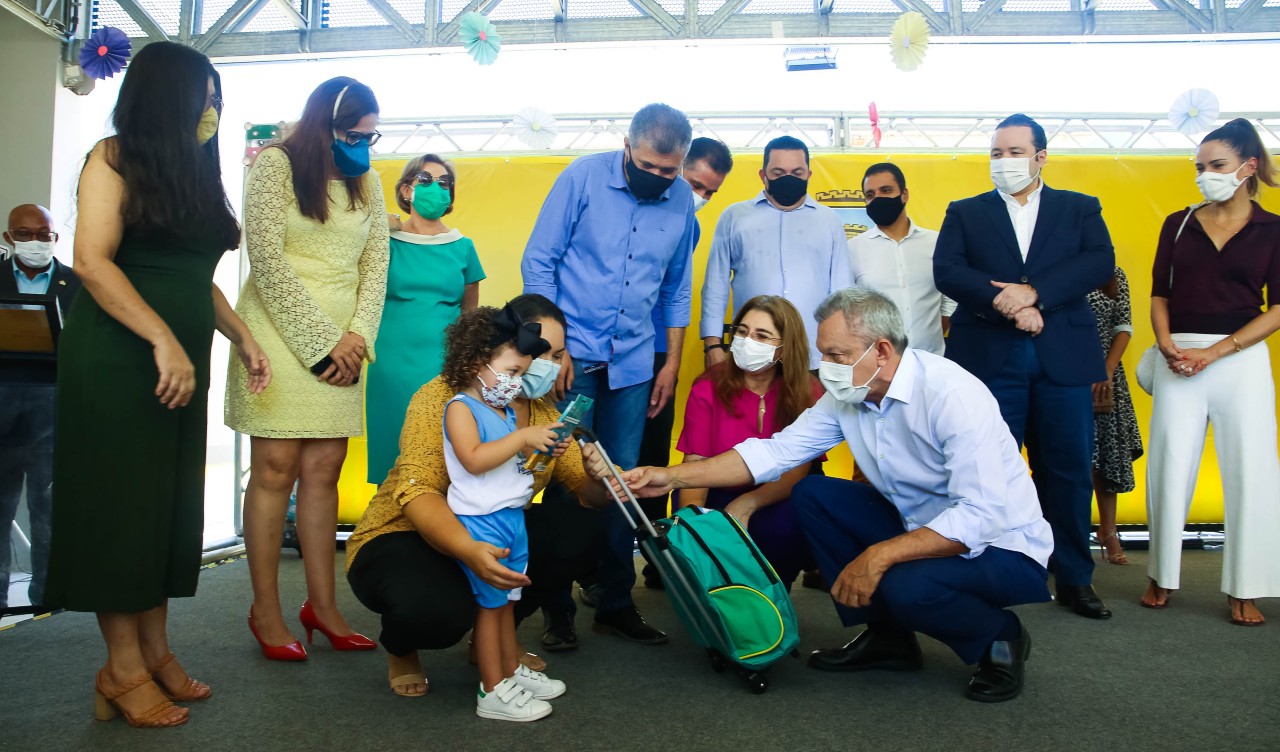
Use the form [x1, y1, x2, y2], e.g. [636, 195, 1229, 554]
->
[985, 338, 1096, 587]
[0, 386, 55, 610]
[792, 476, 1050, 665]
[554, 361, 652, 614]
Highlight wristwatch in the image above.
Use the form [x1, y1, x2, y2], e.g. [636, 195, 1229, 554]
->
[704, 343, 727, 353]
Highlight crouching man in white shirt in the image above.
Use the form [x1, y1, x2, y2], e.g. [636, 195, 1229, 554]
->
[624, 288, 1053, 703]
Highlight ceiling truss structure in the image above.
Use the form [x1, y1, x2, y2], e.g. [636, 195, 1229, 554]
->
[371, 110, 1280, 156]
[4, 0, 1280, 59]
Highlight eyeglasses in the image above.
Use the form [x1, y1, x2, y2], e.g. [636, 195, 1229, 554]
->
[7, 230, 57, 243]
[414, 172, 454, 189]
[732, 325, 782, 344]
[338, 130, 382, 147]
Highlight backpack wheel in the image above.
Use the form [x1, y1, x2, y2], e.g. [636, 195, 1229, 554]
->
[707, 650, 727, 673]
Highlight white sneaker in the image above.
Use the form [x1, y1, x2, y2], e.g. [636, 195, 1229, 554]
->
[476, 678, 552, 722]
[513, 663, 567, 700]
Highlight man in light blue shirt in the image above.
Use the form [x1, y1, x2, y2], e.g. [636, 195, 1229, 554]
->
[626, 288, 1053, 703]
[700, 135, 850, 370]
[521, 104, 699, 647]
[2, 204, 81, 611]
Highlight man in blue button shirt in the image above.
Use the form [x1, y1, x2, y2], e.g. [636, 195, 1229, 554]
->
[625, 289, 1054, 702]
[700, 135, 850, 370]
[1, 204, 81, 610]
[522, 104, 699, 646]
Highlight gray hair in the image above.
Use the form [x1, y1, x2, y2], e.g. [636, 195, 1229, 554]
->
[628, 103, 693, 157]
[814, 287, 909, 353]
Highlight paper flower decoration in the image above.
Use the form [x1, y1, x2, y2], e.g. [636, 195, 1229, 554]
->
[513, 108, 558, 149]
[80, 26, 131, 80]
[869, 102, 882, 148]
[459, 12, 501, 66]
[1169, 88, 1220, 136]
[889, 12, 929, 73]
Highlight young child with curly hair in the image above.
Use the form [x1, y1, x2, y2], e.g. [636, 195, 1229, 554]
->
[442, 303, 567, 722]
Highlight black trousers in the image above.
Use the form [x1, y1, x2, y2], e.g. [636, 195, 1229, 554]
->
[348, 494, 602, 655]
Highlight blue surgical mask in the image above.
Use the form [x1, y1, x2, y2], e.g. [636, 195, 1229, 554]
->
[521, 358, 561, 399]
[331, 139, 370, 178]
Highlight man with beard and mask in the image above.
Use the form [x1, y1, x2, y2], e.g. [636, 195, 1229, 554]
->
[0, 204, 81, 610]
[700, 136, 848, 371]
[848, 163, 956, 356]
[521, 103, 698, 648]
[933, 113, 1116, 621]
[624, 288, 1054, 703]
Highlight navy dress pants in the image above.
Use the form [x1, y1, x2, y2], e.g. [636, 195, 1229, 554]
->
[984, 337, 1096, 587]
[792, 476, 1050, 665]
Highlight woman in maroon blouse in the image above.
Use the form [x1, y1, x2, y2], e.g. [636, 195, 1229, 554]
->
[676, 295, 824, 588]
[1144, 118, 1280, 626]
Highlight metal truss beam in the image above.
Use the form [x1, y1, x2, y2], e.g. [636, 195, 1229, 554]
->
[84, 3, 1277, 58]
[115, 0, 170, 40]
[625, 0, 683, 37]
[0, 0, 71, 39]
[368, 110, 1280, 157]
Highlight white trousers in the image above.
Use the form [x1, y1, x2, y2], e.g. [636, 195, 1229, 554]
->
[1146, 333, 1280, 597]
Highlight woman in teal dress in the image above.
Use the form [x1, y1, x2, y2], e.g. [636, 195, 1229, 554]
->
[366, 155, 484, 484]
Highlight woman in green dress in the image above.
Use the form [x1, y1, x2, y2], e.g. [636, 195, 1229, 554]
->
[366, 155, 484, 485]
[44, 43, 271, 728]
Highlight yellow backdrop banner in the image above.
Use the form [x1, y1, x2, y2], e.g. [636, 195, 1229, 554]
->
[334, 153, 1280, 525]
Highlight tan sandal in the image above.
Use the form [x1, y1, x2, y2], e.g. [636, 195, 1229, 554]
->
[148, 652, 211, 701]
[389, 672, 429, 697]
[94, 669, 189, 728]
[1140, 579, 1171, 609]
[1098, 531, 1128, 565]
[1229, 596, 1266, 627]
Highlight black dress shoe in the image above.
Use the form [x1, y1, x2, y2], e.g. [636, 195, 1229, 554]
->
[801, 569, 829, 593]
[1056, 584, 1113, 620]
[965, 626, 1031, 703]
[541, 609, 578, 652]
[592, 606, 668, 644]
[641, 563, 665, 590]
[578, 584, 600, 608]
[807, 629, 923, 673]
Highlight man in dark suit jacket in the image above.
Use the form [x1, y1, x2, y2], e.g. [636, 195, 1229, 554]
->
[1, 203, 81, 610]
[933, 115, 1116, 620]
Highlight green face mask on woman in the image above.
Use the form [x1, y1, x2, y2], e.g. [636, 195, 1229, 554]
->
[412, 182, 451, 220]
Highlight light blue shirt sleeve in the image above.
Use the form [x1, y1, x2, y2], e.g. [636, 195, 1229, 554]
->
[923, 385, 1021, 558]
[734, 395, 846, 483]
[699, 208, 734, 340]
[828, 213, 852, 295]
[659, 209, 696, 330]
[521, 166, 583, 303]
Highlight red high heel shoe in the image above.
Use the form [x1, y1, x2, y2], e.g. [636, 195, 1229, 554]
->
[299, 600, 377, 651]
[249, 606, 308, 661]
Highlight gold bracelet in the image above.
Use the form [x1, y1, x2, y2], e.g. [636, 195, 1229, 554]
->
[1232, 336, 1244, 352]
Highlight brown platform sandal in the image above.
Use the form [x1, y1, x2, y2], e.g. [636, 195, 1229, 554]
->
[1140, 579, 1171, 609]
[94, 669, 189, 728]
[149, 652, 211, 701]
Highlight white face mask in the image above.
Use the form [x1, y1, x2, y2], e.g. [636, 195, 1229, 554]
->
[1196, 163, 1247, 204]
[730, 335, 778, 373]
[12, 239, 55, 268]
[817, 344, 880, 405]
[990, 155, 1040, 195]
[692, 192, 709, 213]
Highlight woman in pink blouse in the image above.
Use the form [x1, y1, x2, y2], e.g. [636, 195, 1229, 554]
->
[676, 295, 824, 588]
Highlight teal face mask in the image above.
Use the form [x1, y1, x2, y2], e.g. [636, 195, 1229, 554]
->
[412, 182, 452, 220]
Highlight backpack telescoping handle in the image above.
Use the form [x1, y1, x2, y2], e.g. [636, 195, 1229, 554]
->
[572, 426, 734, 655]
[571, 425, 662, 540]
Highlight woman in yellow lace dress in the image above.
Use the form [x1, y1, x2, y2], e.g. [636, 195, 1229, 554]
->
[226, 78, 389, 660]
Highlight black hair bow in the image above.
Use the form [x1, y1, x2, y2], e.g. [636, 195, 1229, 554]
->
[493, 303, 551, 358]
